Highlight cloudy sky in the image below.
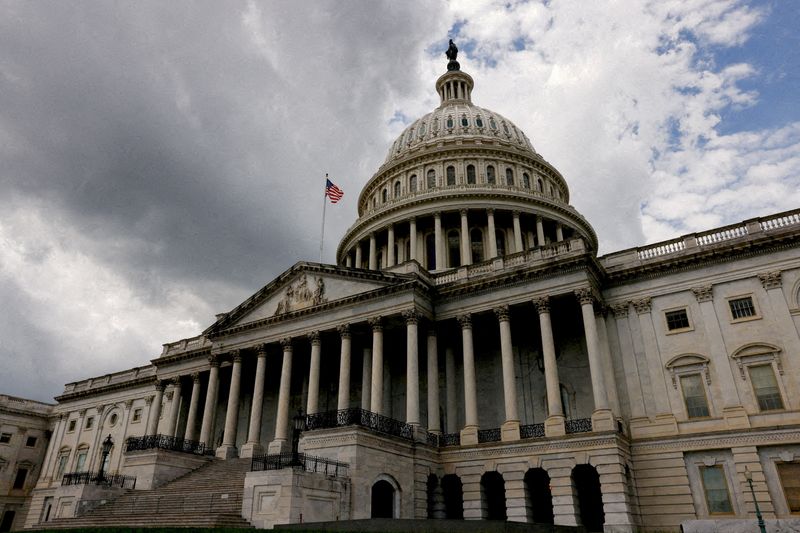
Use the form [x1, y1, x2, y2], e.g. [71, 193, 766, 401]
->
[1, 1, 798, 402]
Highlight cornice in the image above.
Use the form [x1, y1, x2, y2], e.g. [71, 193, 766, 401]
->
[152, 348, 211, 367]
[54, 375, 155, 403]
[630, 426, 800, 453]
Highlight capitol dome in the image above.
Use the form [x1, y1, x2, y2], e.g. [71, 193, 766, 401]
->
[337, 59, 598, 272]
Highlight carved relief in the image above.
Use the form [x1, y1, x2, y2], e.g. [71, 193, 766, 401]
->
[691, 285, 713, 303]
[758, 271, 782, 290]
[632, 297, 652, 314]
[275, 274, 328, 315]
[610, 302, 629, 318]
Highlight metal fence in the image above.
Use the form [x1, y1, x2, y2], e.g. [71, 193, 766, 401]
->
[250, 452, 349, 478]
[62, 471, 136, 489]
[125, 434, 207, 455]
[565, 417, 593, 434]
[305, 408, 413, 440]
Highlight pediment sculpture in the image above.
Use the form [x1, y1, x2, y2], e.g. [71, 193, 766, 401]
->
[275, 274, 327, 315]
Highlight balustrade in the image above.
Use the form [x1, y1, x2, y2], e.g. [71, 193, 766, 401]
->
[125, 434, 207, 455]
[62, 471, 136, 489]
[250, 452, 349, 479]
[565, 417, 593, 434]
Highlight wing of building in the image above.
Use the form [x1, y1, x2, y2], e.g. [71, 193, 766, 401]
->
[6, 51, 800, 533]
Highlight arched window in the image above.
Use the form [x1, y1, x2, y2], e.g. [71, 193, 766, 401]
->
[523, 172, 531, 189]
[470, 228, 484, 263]
[446, 116, 454, 129]
[382, 188, 388, 203]
[461, 115, 469, 127]
[495, 230, 506, 257]
[476, 116, 484, 128]
[446, 166, 456, 186]
[537, 177, 544, 191]
[466, 165, 476, 184]
[75, 445, 89, 472]
[486, 165, 496, 184]
[409, 174, 417, 192]
[427, 169, 436, 189]
[394, 181, 401, 197]
[371, 479, 396, 518]
[447, 230, 460, 268]
[506, 168, 514, 185]
[425, 233, 436, 270]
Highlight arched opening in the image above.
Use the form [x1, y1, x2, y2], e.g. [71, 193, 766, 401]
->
[447, 230, 461, 268]
[371, 479, 396, 518]
[467, 164, 476, 184]
[0, 510, 16, 532]
[405, 240, 411, 262]
[446, 165, 456, 185]
[523, 172, 531, 189]
[481, 472, 507, 520]
[427, 169, 436, 189]
[537, 177, 544, 191]
[409, 174, 417, 192]
[425, 233, 436, 270]
[382, 188, 388, 203]
[426, 474, 438, 519]
[506, 168, 514, 185]
[394, 181, 401, 197]
[441, 474, 464, 519]
[525, 468, 554, 524]
[572, 464, 604, 532]
[495, 230, 506, 257]
[470, 228, 484, 263]
[486, 165, 496, 184]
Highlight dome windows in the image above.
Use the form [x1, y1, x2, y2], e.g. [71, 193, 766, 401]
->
[502, 122, 510, 135]
[486, 165, 496, 184]
[446, 166, 456, 186]
[394, 181, 401, 198]
[490, 117, 498, 130]
[476, 116, 484, 128]
[446, 116, 454, 129]
[461, 115, 469, 127]
[537, 177, 544, 192]
[409, 174, 417, 192]
[418, 123, 426, 137]
[506, 168, 514, 185]
[523, 172, 531, 189]
[382, 188, 388, 203]
[427, 169, 436, 189]
[467, 164, 476, 185]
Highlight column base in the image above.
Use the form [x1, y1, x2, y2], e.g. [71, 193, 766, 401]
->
[460, 425, 479, 445]
[544, 415, 566, 437]
[267, 439, 289, 455]
[591, 408, 615, 432]
[239, 442, 264, 458]
[215, 444, 239, 459]
[723, 405, 751, 429]
[501, 420, 520, 441]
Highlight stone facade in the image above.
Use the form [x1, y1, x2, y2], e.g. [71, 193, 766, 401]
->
[10, 60, 800, 532]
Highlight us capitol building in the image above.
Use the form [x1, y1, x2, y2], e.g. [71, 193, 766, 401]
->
[2, 46, 800, 533]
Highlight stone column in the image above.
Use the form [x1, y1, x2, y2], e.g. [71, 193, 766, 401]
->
[556, 223, 564, 242]
[536, 216, 545, 247]
[495, 305, 520, 440]
[217, 351, 242, 458]
[434, 212, 444, 270]
[445, 347, 458, 433]
[269, 338, 294, 454]
[199, 355, 220, 446]
[459, 314, 479, 444]
[487, 208, 498, 258]
[460, 209, 471, 266]
[306, 331, 322, 415]
[409, 217, 417, 262]
[595, 309, 621, 416]
[403, 310, 420, 426]
[345, 254, 352, 267]
[146, 380, 165, 436]
[427, 328, 440, 433]
[535, 297, 565, 437]
[610, 304, 646, 419]
[361, 347, 372, 410]
[632, 298, 672, 414]
[369, 317, 384, 414]
[512, 211, 523, 252]
[165, 377, 182, 438]
[387, 225, 395, 267]
[575, 288, 614, 431]
[41, 416, 64, 483]
[355, 243, 362, 268]
[368, 233, 377, 270]
[184, 373, 202, 441]
[337, 325, 352, 410]
[241, 345, 267, 458]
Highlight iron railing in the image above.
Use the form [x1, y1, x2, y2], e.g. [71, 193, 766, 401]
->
[125, 434, 207, 455]
[251, 452, 348, 478]
[441, 433, 461, 447]
[520, 423, 545, 439]
[565, 418, 593, 434]
[477, 428, 501, 443]
[305, 408, 413, 440]
[62, 471, 136, 489]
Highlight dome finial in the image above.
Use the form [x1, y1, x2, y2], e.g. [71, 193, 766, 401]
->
[446, 39, 460, 71]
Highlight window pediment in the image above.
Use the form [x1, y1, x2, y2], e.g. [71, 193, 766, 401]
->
[731, 343, 783, 379]
[666, 354, 710, 389]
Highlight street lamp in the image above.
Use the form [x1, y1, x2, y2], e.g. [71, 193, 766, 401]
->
[744, 467, 767, 533]
[97, 434, 114, 484]
[291, 409, 305, 467]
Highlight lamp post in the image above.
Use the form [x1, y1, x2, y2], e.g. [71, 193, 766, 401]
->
[291, 409, 305, 467]
[97, 434, 114, 484]
[744, 467, 767, 533]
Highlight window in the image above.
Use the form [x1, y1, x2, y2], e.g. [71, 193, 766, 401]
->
[409, 175, 417, 192]
[777, 462, 800, 513]
[425, 233, 436, 270]
[427, 169, 436, 189]
[75, 450, 88, 472]
[537, 177, 544, 191]
[680, 374, 710, 418]
[466, 165, 476, 184]
[461, 115, 468, 127]
[476, 116, 484, 128]
[132, 408, 142, 423]
[67, 420, 76, 432]
[446, 116, 454, 129]
[25, 436, 37, 447]
[505, 168, 514, 185]
[56, 454, 69, 478]
[749, 364, 784, 411]
[486, 165, 496, 184]
[665, 309, 691, 331]
[447, 230, 460, 268]
[13, 468, 28, 490]
[729, 296, 757, 320]
[522, 172, 530, 189]
[0, 433, 11, 444]
[470, 228, 484, 263]
[109, 413, 119, 426]
[700, 466, 733, 514]
[489, 117, 497, 130]
[394, 181, 401, 197]
[446, 166, 456, 185]
[382, 188, 388, 203]
[495, 230, 506, 257]
[85, 416, 94, 430]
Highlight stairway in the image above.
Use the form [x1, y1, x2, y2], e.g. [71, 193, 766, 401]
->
[42, 458, 254, 529]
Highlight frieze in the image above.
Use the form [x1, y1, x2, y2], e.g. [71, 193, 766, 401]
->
[631, 428, 800, 453]
[54, 375, 156, 403]
[274, 273, 327, 315]
[438, 436, 622, 462]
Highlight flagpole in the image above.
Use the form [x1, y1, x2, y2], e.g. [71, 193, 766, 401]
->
[319, 174, 328, 263]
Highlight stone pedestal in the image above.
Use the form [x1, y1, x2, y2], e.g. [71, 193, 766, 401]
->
[591, 408, 616, 432]
[239, 442, 264, 459]
[267, 439, 289, 455]
[215, 444, 239, 459]
[544, 415, 566, 437]
[723, 405, 751, 429]
[501, 420, 520, 441]
[460, 425, 478, 445]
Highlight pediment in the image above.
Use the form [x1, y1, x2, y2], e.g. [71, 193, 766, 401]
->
[207, 263, 409, 333]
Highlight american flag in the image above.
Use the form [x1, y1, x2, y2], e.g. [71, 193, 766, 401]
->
[325, 178, 344, 203]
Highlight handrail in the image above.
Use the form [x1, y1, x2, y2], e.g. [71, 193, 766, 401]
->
[250, 452, 349, 478]
[125, 434, 207, 455]
[62, 471, 136, 489]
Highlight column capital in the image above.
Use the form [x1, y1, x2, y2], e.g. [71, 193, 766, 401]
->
[337, 323, 351, 338]
[512, 210, 521, 218]
[308, 331, 321, 346]
[256, 343, 268, 357]
[280, 337, 293, 351]
[78, 408, 87, 417]
[632, 297, 652, 314]
[154, 379, 165, 392]
[691, 285, 713, 303]
[493, 305, 511, 322]
[457, 313, 472, 329]
[191, 372, 201, 384]
[610, 302, 629, 318]
[758, 271, 782, 289]
[533, 296, 550, 314]
[369, 316, 383, 331]
[124, 399, 134, 409]
[574, 287, 595, 305]
[170, 376, 182, 387]
[460, 208, 468, 217]
[145, 396, 154, 406]
[207, 354, 220, 367]
[402, 308, 420, 324]
[434, 211, 442, 220]
[165, 391, 174, 401]
[230, 349, 242, 363]
[427, 324, 438, 338]
[486, 207, 495, 215]
[409, 216, 416, 223]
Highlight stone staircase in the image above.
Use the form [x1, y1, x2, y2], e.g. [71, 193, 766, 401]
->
[42, 458, 254, 529]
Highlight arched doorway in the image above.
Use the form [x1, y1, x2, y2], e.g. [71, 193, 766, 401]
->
[573, 464, 604, 532]
[481, 472, 507, 520]
[371, 479, 395, 518]
[441, 474, 464, 519]
[525, 468, 554, 524]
